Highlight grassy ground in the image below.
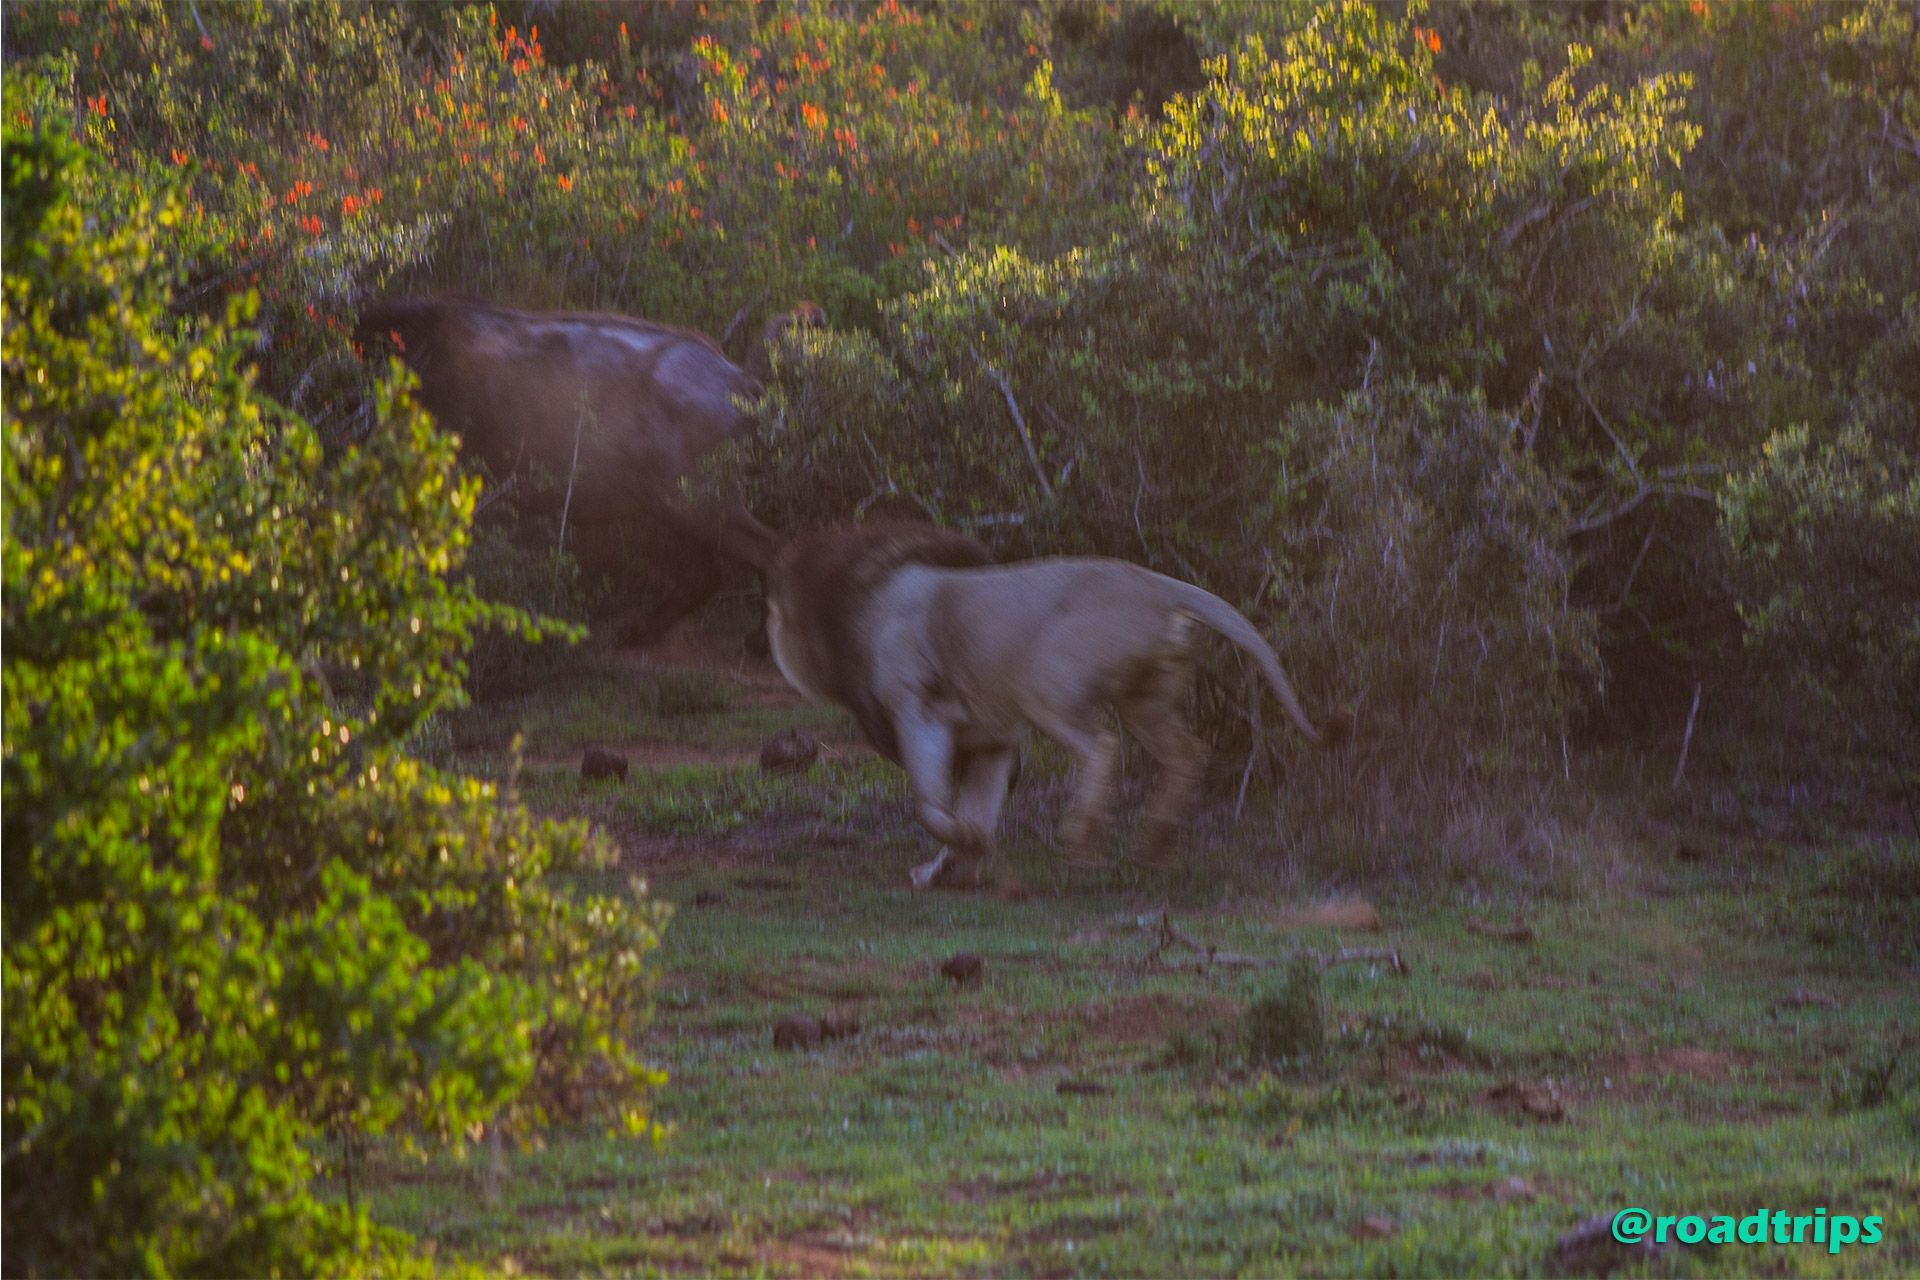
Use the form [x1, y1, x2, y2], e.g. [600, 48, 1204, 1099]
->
[363, 629, 1918, 1278]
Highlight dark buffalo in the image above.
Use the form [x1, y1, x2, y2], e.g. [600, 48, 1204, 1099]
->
[354, 296, 794, 647]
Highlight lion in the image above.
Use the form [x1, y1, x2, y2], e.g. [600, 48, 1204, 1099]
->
[759, 521, 1340, 889]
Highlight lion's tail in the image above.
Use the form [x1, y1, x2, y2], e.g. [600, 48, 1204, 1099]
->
[1166, 582, 1327, 747]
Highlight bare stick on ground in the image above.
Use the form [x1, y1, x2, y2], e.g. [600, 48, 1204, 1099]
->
[1141, 911, 1409, 976]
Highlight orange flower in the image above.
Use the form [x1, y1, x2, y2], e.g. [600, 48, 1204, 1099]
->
[557, 173, 573, 192]
[801, 101, 826, 131]
[710, 99, 728, 124]
[1690, 0, 1707, 13]
[88, 94, 108, 116]
[171, 148, 189, 165]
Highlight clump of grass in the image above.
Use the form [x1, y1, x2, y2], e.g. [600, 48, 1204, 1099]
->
[1771, 837, 1920, 964]
[1826, 1033, 1918, 1114]
[1242, 1076, 1394, 1128]
[1242, 954, 1324, 1066]
[643, 669, 736, 718]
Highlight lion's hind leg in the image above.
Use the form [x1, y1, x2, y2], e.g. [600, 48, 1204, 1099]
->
[1119, 624, 1206, 870]
[1034, 710, 1120, 869]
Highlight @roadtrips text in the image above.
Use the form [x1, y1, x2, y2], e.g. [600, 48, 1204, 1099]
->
[1611, 1207, 1884, 1254]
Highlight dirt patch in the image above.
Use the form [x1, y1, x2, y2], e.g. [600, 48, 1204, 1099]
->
[655, 1211, 731, 1238]
[1264, 897, 1384, 931]
[1610, 1046, 1747, 1081]
[947, 1170, 1094, 1204]
[751, 1235, 863, 1279]
[1430, 1175, 1550, 1204]
[1078, 992, 1240, 1045]
[532, 741, 767, 772]
[1479, 1081, 1568, 1123]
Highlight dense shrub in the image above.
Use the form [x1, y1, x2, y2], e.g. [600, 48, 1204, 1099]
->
[2, 118, 664, 1275]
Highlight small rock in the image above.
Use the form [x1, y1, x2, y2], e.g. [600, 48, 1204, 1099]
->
[819, 1009, 862, 1042]
[1776, 988, 1841, 1010]
[580, 747, 628, 782]
[772, 1014, 823, 1052]
[940, 952, 985, 987]
[1348, 1214, 1396, 1240]
[1489, 1176, 1540, 1203]
[1056, 1079, 1110, 1097]
[1551, 1213, 1669, 1277]
[759, 728, 821, 775]
[1482, 1081, 1566, 1123]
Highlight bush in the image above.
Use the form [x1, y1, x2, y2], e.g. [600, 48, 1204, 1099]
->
[2, 116, 664, 1275]
[1243, 955, 1326, 1065]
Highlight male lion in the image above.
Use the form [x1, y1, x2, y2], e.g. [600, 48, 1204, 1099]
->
[760, 521, 1339, 889]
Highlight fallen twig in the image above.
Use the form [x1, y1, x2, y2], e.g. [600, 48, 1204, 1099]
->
[1139, 911, 1409, 976]
[1466, 917, 1534, 945]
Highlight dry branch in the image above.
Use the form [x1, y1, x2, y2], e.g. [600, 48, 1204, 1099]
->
[1139, 911, 1409, 976]
[970, 349, 1054, 499]
[1465, 917, 1534, 944]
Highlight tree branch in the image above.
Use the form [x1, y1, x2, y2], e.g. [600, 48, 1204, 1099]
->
[971, 349, 1054, 500]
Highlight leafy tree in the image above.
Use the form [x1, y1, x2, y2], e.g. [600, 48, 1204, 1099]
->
[2, 109, 664, 1276]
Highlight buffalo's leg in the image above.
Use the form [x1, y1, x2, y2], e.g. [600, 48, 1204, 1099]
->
[742, 591, 772, 660]
[615, 500, 774, 650]
[1118, 659, 1206, 869]
[614, 522, 726, 648]
[929, 746, 1018, 888]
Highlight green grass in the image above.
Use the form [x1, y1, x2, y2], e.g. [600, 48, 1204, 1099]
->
[356, 663, 1920, 1277]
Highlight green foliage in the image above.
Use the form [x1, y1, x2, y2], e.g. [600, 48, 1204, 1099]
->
[1267, 383, 1594, 780]
[460, 526, 594, 700]
[645, 669, 739, 719]
[1722, 421, 1920, 735]
[8, 2, 1914, 771]
[2, 118, 663, 1275]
